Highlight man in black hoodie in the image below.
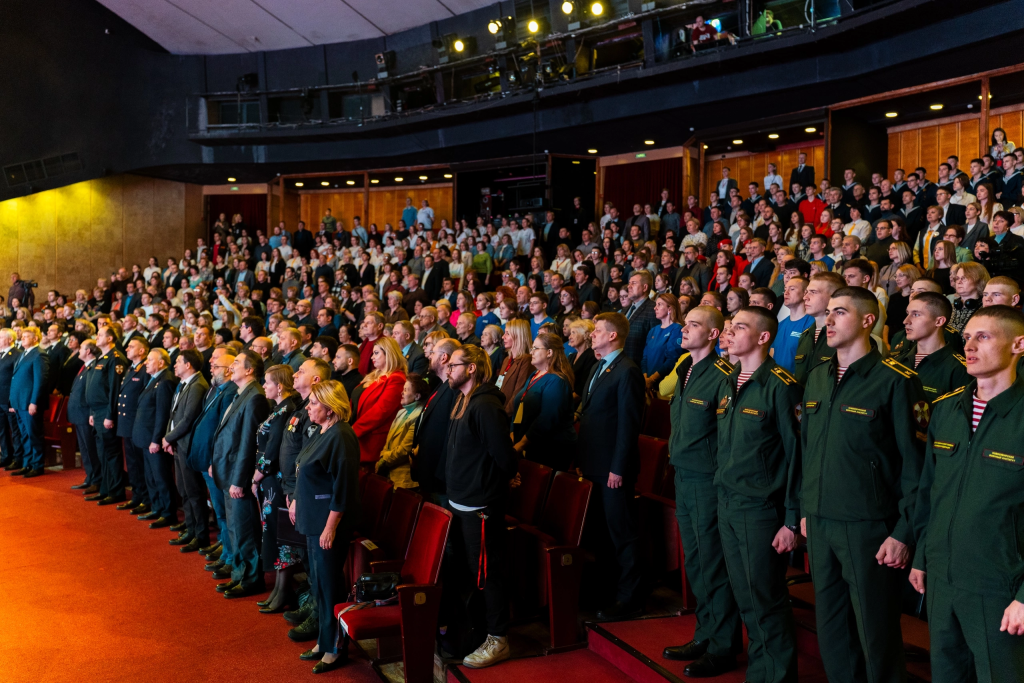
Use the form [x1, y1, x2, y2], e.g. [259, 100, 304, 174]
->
[444, 344, 519, 670]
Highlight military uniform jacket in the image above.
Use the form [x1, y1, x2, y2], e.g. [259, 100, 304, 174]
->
[0, 347, 21, 407]
[132, 368, 177, 450]
[889, 324, 964, 357]
[668, 352, 733, 475]
[890, 341, 971, 401]
[800, 350, 928, 545]
[913, 381, 1024, 602]
[115, 363, 148, 438]
[66, 361, 92, 425]
[714, 358, 803, 525]
[793, 324, 830, 385]
[85, 349, 129, 423]
[294, 421, 361, 537]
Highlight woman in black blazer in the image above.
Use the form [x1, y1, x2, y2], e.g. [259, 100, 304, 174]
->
[566, 318, 598, 405]
[289, 380, 360, 673]
[252, 364, 302, 614]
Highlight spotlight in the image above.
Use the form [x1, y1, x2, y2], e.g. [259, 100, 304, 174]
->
[453, 39, 465, 52]
[444, 173, 453, 179]
[562, 1, 574, 14]
[644, 140, 655, 145]
[227, 177, 236, 182]
[885, 112, 898, 118]
[767, 134, 779, 139]
[346, 180, 355, 185]
[489, 16, 515, 48]
[805, 127, 817, 133]
[488, 19, 501, 34]
[528, 19, 540, 33]
[371, 179, 380, 184]
[321, 181, 329, 186]
[587, 148, 598, 153]
[395, 177, 404, 182]
[436, 33, 472, 63]
[295, 182, 304, 187]
[732, 139, 743, 145]
[930, 104, 943, 110]
[591, 1, 604, 15]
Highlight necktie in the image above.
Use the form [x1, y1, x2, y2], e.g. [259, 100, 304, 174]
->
[588, 359, 607, 396]
[627, 304, 638, 320]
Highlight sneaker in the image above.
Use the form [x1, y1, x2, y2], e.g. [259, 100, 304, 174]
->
[462, 635, 510, 669]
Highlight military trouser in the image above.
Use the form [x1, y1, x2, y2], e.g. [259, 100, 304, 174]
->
[719, 492, 797, 683]
[927, 578, 1024, 683]
[674, 470, 742, 656]
[94, 419, 126, 498]
[806, 515, 906, 683]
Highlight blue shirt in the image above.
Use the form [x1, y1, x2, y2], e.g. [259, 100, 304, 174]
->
[771, 314, 816, 372]
[530, 316, 554, 339]
[641, 323, 683, 378]
[588, 348, 622, 394]
[475, 311, 500, 338]
[402, 206, 418, 229]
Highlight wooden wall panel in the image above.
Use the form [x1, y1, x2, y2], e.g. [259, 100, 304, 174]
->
[683, 151, 699, 200]
[366, 186, 453, 229]
[300, 191, 365, 231]
[888, 134, 901, 181]
[989, 109, 1024, 151]
[283, 190, 300, 230]
[54, 183, 92, 295]
[959, 121, 980, 163]
[0, 198, 19, 284]
[890, 118, 983, 179]
[702, 144, 824, 200]
[18, 191, 57, 296]
[919, 127, 939, 177]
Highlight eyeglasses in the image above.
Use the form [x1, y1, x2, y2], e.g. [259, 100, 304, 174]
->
[447, 362, 468, 370]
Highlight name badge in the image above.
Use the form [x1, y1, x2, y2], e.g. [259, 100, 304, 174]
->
[840, 404, 875, 418]
[314, 494, 331, 500]
[932, 440, 956, 451]
[495, 375, 505, 389]
[983, 450, 1023, 467]
[687, 398, 708, 407]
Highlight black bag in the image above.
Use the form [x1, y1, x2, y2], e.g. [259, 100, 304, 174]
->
[355, 572, 401, 603]
[276, 507, 306, 547]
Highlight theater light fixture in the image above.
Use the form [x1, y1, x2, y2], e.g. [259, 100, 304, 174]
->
[321, 181, 329, 186]
[930, 104, 943, 110]
[227, 177, 236, 182]
[295, 182, 304, 187]
[444, 173, 453, 179]
[346, 180, 356, 185]
[587, 148, 598, 153]
[768, 134, 779, 139]
[591, 2, 604, 16]
[644, 139, 655, 145]
[419, 175, 428, 180]
[370, 179, 380, 184]
[562, 1, 574, 14]
[488, 19, 502, 33]
[395, 177, 404, 182]
[703, 144, 709, 149]
[732, 139, 743, 145]
[528, 19, 540, 33]
[453, 39, 465, 52]
[885, 112, 898, 118]
[805, 127, 817, 133]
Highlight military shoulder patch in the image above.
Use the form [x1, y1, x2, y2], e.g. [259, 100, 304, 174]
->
[882, 357, 916, 378]
[714, 358, 733, 376]
[945, 324, 957, 335]
[933, 386, 966, 403]
[771, 366, 797, 386]
[953, 354, 967, 367]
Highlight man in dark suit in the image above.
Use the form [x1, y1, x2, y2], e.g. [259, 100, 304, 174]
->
[577, 312, 646, 621]
[145, 313, 167, 349]
[121, 315, 143, 347]
[162, 349, 210, 537]
[935, 187, 966, 226]
[114, 337, 152, 516]
[402, 274, 429, 316]
[675, 246, 712, 293]
[10, 326, 51, 478]
[135, 349, 179, 539]
[56, 331, 86, 396]
[85, 325, 129, 503]
[67, 341, 101, 490]
[790, 153, 815, 190]
[421, 254, 449, 302]
[743, 239, 774, 288]
[539, 210, 561, 261]
[622, 271, 658, 367]
[44, 324, 71, 387]
[0, 331, 23, 471]
[393, 321, 428, 376]
[211, 349, 270, 597]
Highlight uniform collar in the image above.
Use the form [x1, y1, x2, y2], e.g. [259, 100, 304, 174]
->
[731, 355, 774, 385]
[957, 379, 1024, 419]
[829, 348, 880, 377]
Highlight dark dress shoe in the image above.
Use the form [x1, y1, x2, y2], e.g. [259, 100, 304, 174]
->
[83, 485, 100, 494]
[168, 533, 195, 545]
[596, 601, 644, 622]
[23, 469, 46, 478]
[683, 653, 738, 678]
[84, 493, 105, 501]
[216, 580, 240, 593]
[288, 614, 320, 642]
[180, 538, 202, 553]
[0, 457, 12, 468]
[138, 511, 160, 521]
[212, 565, 235, 580]
[224, 581, 265, 599]
[169, 522, 187, 533]
[284, 601, 312, 625]
[149, 517, 173, 529]
[129, 504, 150, 516]
[663, 639, 709, 661]
[199, 542, 222, 557]
[205, 560, 225, 572]
[299, 649, 323, 661]
[98, 495, 126, 506]
[71, 481, 91, 490]
[4, 462, 23, 471]
[116, 499, 141, 510]
[312, 656, 347, 674]
[11, 467, 30, 476]
[206, 550, 222, 563]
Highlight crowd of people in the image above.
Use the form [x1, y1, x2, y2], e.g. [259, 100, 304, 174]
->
[2, 134, 1024, 680]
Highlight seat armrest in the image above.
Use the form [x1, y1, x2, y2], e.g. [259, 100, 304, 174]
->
[368, 559, 404, 574]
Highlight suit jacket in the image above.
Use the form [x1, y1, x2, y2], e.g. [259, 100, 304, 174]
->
[211, 380, 269, 490]
[1001, 172, 1022, 207]
[411, 380, 458, 493]
[623, 298, 658, 367]
[122, 294, 141, 316]
[790, 165, 815, 190]
[10, 346, 49, 410]
[0, 347, 20, 407]
[961, 222, 989, 252]
[744, 257, 775, 288]
[165, 373, 210, 462]
[576, 351, 645, 480]
[404, 342, 429, 376]
[423, 262, 450, 301]
[115, 363, 149, 438]
[133, 368, 177, 449]
[943, 203, 967, 226]
[45, 343, 71, 384]
[57, 352, 84, 396]
[147, 328, 166, 349]
[66, 361, 92, 424]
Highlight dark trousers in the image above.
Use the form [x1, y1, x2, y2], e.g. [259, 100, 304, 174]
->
[585, 474, 645, 606]
[144, 447, 176, 520]
[307, 538, 346, 654]
[225, 490, 262, 587]
[674, 471, 742, 656]
[806, 515, 906, 683]
[0, 407, 23, 466]
[74, 421, 100, 484]
[14, 408, 44, 470]
[719, 493, 797, 683]
[928, 578, 1024, 683]
[204, 471, 233, 565]
[448, 503, 510, 636]
[122, 438, 149, 505]
[173, 449, 210, 545]
[93, 419, 126, 498]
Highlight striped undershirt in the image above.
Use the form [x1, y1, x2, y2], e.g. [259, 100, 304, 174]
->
[814, 326, 823, 343]
[972, 392, 988, 432]
[736, 371, 754, 390]
[683, 365, 694, 389]
[836, 366, 848, 382]
[914, 353, 928, 368]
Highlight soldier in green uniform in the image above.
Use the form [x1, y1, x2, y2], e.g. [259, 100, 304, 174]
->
[889, 278, 964, 357]
[715, 306, 802, 683]
[799, 286, 928, 683]
[891, 292, 970, 399]
[981, 276, 1024, 379]
[84, 324, 130, 505]
[910, 305, 1024, 683]
[662, 306, 742, 676]
[793, 272, 845, 384]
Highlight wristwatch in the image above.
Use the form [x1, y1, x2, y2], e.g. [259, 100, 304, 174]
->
[785, 524, 800, 534]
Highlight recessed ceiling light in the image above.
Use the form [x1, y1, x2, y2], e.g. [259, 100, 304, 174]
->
[805, 127, 817, 133]
[295, 182, 304, 187]
[395, 177, 404, 182]
[732, 139, 743, 145]
[572, 160, 580, 164]
[930, 104, 943, 110]
[419, 175, 428, 180]
[644, 140, 655, 145]
[768, 134, 779, 139]
[370, 179, 380, 184]
[703, 144, 708, 149]
[321, 181, 329, 186]
[885, 112, 898, 118]
[227, 177, 236, 182]
[346, 180, 355, 186]
[587, 148, 598, 154]
[444, 173, 453, 179]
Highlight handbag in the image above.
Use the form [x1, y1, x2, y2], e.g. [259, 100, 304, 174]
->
[355, 572, 402, 604]
[276, 507, 307, 547]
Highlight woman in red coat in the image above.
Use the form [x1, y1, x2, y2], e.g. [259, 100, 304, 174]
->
[350, 336, 407, 468]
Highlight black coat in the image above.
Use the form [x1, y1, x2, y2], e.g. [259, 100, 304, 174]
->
[0, 347, 20, 407]
[132, 368, 177, 449]
[444, 383, 519, 508]
[576, 351, 645, 480]
[115, 363, 149, 439]
[404, 343, 429, 377]
[185, 381, 236, 472]
[212, 380, 269, 490]
[164, 373, 209, 459]
[294, 421, 361, 537]
[57, 352, 84, 396]
[66, 359, 92, 424]
[412, 381, 458, 494]
[790, 165, 815, 190]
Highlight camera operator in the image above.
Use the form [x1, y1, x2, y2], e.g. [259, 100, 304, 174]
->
[975, 211, 1024, 288]
[8, 273, 36, 312]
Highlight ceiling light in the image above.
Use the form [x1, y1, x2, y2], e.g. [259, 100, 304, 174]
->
[346, 180, 355, 186]
[805, 127, 817, 133]
[227, 177, 236, 182]
[295, 182, 304, 187]
[644, 139, 655, 145]
[453, 39, 465, 52]
[978, 93, 992, 99]
[767, 134, 779, 139]
[528, 19, 540, 33]
[587, 148, 598, 154]
[487, 19, 501, 34]
[419, 175, 428, 180]
[444, 173, 453, 179]
[591, 1, 604, 15]
[572, 160, 580, 165]
[703, 144, 708, 149]
[321, 181, 329, 186]
[370, 179, 379, 184]
[885, 112, 898, 118]
[562, 1, 574, 14]
[395, 177, 404, 182]
[732, 139, 743, 145]
[930, 104, 943, 110]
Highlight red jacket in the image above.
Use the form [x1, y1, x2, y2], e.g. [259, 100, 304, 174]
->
[352, 372, 406, 463]
[358, 338, 377, 376]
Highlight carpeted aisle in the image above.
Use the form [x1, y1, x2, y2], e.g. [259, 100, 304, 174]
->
[0, 468, 381, 683]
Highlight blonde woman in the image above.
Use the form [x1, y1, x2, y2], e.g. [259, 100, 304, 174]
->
[350, 336, 407, 467]
[481, 324, 506, 375]
[949, 261, 990, 332]
[567, 318, 597, 402]
[552, 244, 573, 280]
[878, 241, 914, 296]
[495, 318, 535, 416]
[375, 374, 428, 489]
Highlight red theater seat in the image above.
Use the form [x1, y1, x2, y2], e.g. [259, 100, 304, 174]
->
[347, 487, 422, 590]
[358, 473, 394, 539]
[635, 435, 669, 497]
[641, 396, 671, 440]
[505, 459, 554, 528]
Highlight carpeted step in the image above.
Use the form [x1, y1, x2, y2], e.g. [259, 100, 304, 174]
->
[447, 648, 636, 683]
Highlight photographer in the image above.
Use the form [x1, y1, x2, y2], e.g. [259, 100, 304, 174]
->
[8, 273, 36, 312]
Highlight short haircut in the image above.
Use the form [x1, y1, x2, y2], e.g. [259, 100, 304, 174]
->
[955, 261, 991, 290]
[434, 337, 462, 358]
[969, 305, 1024, 338]
[630, 269, 654, 290]
[179, 348, 204, 373]
[149, 347, 171, 367]
[785, 259, 811, 278]
[306, 357, 333, 382]
[238, 348, 264, 377]
[830, 286, 879, 319]
[242, 316, 265, 336]
[810, 271, 847, 295]
[530, 291, 549, 305]
[687, 305, 725, 333]
[843, 258, 874, 278]
[315, 335, 339, 359]
[987, 276, 1021, 295]
[913, 277, 943, 293]
[405, 373, 430, 401]
[749, 287, 778, 310]
[738, 305, 779, 343]
[594, 311, 629, 341]
[911, 291, 953, 321]
[128, 336, 151, 354]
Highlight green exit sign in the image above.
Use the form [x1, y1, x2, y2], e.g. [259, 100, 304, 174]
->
[635, 153, 646, 159]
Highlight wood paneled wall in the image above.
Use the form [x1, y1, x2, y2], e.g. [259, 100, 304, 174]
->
[888, 118, 980, 179]
[989, 107, 1024, 155]
[297, 185, 453, 231]
[703, 144, 825, 200]
[0, 175, 203, 296]
[300, 191, 365, 231]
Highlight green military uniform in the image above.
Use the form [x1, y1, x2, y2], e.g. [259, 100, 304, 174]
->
[890, 341, 971, 400]
[714, 358, 802, 683]
[792, 323, 829, 385]
[800, 351, 928, 683]
[667, 351, 742, 658]
[889, 324, 964, 357]
[913, 382, 1024, 683]
[85, 348, 130, 499]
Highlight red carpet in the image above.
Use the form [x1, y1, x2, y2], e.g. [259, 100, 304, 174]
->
[448, 649, 636, 683]
[0, 468, 382, 683]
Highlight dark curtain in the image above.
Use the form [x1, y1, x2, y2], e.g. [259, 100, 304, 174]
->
[208, 194, 267, 237]
[602, 158, 682, 214]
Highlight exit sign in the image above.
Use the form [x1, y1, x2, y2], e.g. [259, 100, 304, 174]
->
[635, 153, 646, 158]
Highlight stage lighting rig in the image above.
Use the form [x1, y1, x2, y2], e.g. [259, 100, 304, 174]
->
[487, 16, 516, 49]
[562, 1, 606, 30]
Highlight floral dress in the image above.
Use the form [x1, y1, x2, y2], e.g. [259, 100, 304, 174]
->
[256, 394, 302, 570]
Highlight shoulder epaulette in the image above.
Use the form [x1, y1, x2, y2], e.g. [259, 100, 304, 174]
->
[945, 324, 957, 335]
[882, 357, 917, 378]
[934, 386, 966, 403]
[953, 353, 967, 367]
[714, 357, 733, 376]
[771, 366, 797, 386]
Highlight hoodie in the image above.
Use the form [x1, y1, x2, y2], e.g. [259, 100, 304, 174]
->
[444, 383, 519, 508]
